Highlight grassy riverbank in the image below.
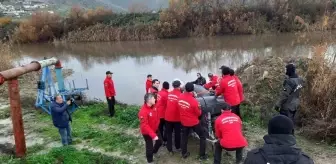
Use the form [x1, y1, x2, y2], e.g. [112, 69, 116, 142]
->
[0, 0, 336, 43]
[0, 102, 335, 164]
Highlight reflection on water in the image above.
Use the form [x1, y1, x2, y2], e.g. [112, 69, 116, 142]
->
[14, 33, 336, 105]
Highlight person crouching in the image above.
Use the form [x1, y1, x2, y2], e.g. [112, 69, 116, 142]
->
[138, 93, 162, 164]
[214, 105, 248, 164]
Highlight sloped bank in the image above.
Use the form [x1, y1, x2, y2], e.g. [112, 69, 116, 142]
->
[237, 46, 336, 141]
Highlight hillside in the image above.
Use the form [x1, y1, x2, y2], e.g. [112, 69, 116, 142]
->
[0, 0, 168, 18]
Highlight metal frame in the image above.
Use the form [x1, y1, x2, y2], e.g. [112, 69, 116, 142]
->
[35, 59, 89, 115]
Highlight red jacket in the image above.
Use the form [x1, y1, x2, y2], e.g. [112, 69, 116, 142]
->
[104, 76, 116, 97]
[233, 75, 244, 102]
[215, 75, 240, 106]
[138, 104, 160, 139]
[148, 87, 158, 94]
[204, 75, 219, 90]
[178, 92, 202, 127]
[215, 111, 248, 148]
[146, 79, 152, 93]
[165, 88, 182, 122]
[156, 89, 169, 118]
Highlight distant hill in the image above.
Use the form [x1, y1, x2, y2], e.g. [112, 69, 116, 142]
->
[0, 0, 168, 18]
[47, 0, 168, 12]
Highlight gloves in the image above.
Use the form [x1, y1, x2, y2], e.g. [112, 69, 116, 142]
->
[274, 106, 280, 112]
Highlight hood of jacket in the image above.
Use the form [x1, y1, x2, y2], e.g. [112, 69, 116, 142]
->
[259, 134, 302, 163]
[286, 64, 298, 78]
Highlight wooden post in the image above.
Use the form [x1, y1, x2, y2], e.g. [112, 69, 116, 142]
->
[8, 78, 26, 157]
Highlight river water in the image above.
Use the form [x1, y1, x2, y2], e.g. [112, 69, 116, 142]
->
[13, 33, 336, 105]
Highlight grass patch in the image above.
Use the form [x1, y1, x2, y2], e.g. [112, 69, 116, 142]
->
[0, 146, 129, 164]
[34, 103, 141, 153]
[26, 144, 45, 155]
[0, 107, 10, 119]
[241, 104, 275, 127]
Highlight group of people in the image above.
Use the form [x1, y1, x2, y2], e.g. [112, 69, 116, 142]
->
[140, 66, 247, 164]
[191, 67, 244, 119]
[139, 64, 312, 164]
[48, 63, 312, 164]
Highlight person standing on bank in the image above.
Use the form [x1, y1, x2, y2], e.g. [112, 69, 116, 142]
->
[178, 82, 208, 160]
[138, 93, 162, 164]
[274, 63, 303, 122]
[214, 104, 248, 164]
[192, 73, 206, 86]
[146, 74, 153, 93]
[244, 115, 314, 164]
[104, 71, 116, 117]
[51, 95, 73, 146]
[229, 68, 244, 104]
[148, 79, 160, 94]
[215, 66, 242, 118]
[165, 80, 183, 154]
[156, 81, 169, 146]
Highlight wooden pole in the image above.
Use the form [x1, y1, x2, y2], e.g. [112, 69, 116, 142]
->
[8, 78, 26, 157]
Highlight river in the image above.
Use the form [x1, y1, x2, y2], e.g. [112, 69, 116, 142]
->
[13, 33, 336, 105]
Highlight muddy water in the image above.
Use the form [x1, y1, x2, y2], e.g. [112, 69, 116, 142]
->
[13, 33, 336, 105]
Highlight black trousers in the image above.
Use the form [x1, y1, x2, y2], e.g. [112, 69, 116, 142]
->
[231, 104, 241, 120]
[214, 141, 243, 164]
[181, 123, 206, 157]
[143, 132, 162, 163]
[280, 109, 296, 123]
[165, 121, 181, 152]
[159, 118, 167, 142]
[106, 96, 115, 117]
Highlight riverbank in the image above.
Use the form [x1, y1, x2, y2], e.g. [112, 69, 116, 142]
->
[0, 102, 335, 164]
[0, 50, 335, 163]
[1, 0, 335, 43]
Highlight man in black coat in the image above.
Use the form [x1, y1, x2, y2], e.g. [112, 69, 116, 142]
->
[275, 63, 304, 122]
[192, 73, 206, 86]
[244, 115, 314, 164]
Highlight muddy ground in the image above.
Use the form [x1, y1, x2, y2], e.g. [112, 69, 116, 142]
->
[0, 61, 335, 164]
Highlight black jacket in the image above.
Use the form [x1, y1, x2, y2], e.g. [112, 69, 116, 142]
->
[244, 134, 314, 164]
[192, 76, 206, 86]
[276, 74, 304, 111]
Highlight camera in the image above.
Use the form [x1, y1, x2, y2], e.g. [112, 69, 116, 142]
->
[65, 96, 75, 104]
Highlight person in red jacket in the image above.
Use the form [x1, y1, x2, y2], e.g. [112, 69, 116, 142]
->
[146, 74, 152, 93]
[178, 82, 208, 160]
[204, 73, 219, 90]
[229, 69, 244, 103]
[148, 79, 160, 94]
[156, 81, 169, 145]
[214, 106, 248, 164]
[165, 80, 182, 154]
[104, 71, 116, 117]
[138, 93, 162, 164]
[215, 66, 241, 118]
